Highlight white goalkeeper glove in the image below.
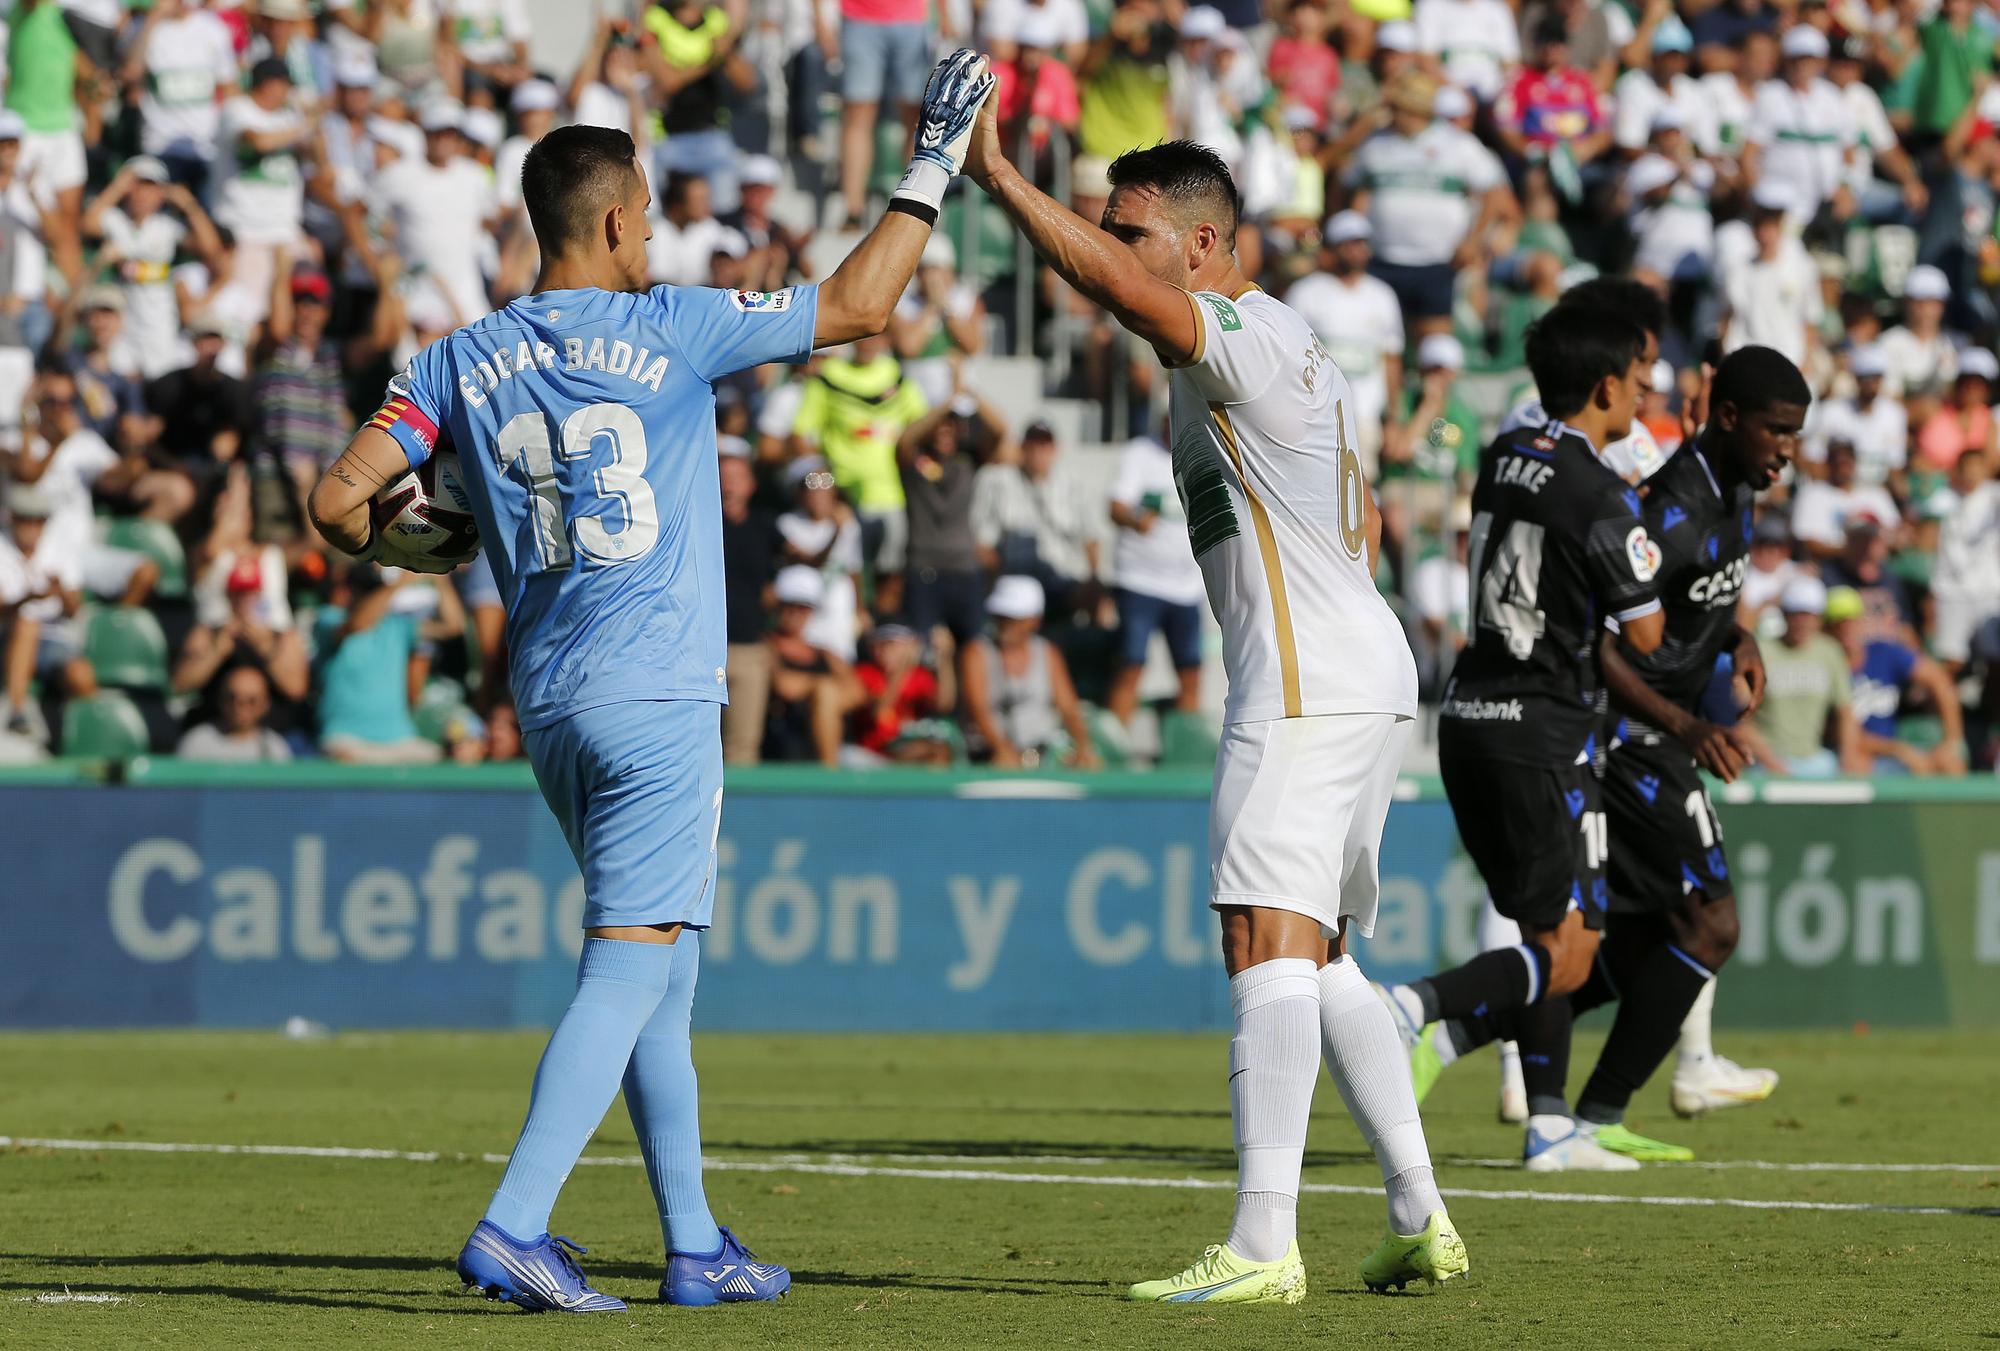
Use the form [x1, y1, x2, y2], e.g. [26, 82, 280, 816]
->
[892, 48, 996, 220]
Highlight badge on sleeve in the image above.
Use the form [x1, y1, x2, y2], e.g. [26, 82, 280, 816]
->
[1626, 526, 1661, 583]
[730, 289, 794, 314]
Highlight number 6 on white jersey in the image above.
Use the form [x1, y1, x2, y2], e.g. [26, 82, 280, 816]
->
[497, 403, 659, 570]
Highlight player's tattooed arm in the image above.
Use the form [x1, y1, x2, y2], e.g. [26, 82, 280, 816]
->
[1598, 633, 1755, 783]
[308, 426, 409, 559]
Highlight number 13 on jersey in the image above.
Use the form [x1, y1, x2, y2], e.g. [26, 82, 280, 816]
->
[497, 403, 659, 570]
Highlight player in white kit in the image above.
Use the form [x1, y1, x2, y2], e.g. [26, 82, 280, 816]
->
[965, 98, 1468, 1304]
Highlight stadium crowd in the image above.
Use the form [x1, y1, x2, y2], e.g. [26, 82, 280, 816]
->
[0, 0, 1997, 773]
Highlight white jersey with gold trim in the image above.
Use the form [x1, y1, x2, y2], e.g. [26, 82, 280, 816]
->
[1168, 287, 1419, 726]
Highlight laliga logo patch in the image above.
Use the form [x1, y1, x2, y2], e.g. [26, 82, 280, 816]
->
[730, 289, 793, 314]
[1626, 525, 1661, 582]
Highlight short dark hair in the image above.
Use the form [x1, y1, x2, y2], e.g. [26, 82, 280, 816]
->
[1556, 274, 1668, 343]
[1711, 345, 1812, 417]
[521, 125, 642, 256]
[1525, 305, 1648, 418]
[1106, 140, 1240, 237]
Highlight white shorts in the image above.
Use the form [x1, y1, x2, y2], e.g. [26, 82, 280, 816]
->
[1209, 711, 1412, 938]
[19, 129, 86, 209]
[1931, 592, 1999, 664]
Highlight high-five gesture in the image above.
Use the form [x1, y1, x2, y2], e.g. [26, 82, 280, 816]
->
[893, 49, 997, 220]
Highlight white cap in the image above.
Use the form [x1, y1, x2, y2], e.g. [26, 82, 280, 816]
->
[1750, 178, 1795, 214]
[461, 107, 504, 149]
[1282, 103, 1320, 132]
[510, 78, 561, 114]
[717, 434, 751, 460]
[1417, 333, 1465, 371]
[335, 51, 378, 88]
[1651, 358, 1676, 393]
[1780, 25, 1830, 59]
[1959, 346, 1999, 381]
[1624, 154, 1679, 199]
[1848, 343, 1888, 378]
[1377, 19, 1418, 52]
[1433, 85, 1473, 120]
[1904, 263, 1951, 301]
[1650, 105, 1684, 133]
[710, 227, 749, 259]
[1780, 574, 1828, 615]
[0, 111, 25, 141]
[1014, 3, 1067, 49]
[1322, 209, 1372, 246]
[774, 564, 825, 608]
[8, 480, 56, 518]
[739, 153, 782, 188]
[1180, 5, 1227, 40]
[986, 574, 1046, 620]
[418, 100, 465, 134]
[126, 154, 171, 183]
[921, 233, 957, 270]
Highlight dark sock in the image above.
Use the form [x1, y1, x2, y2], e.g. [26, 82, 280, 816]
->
[1411, 943, 1551, 1024]
[1514, 996, 1574, 1118]
[1568, 948, 1619, 1019]
[1575, 942, 1714, 1126]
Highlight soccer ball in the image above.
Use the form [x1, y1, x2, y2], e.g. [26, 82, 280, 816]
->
[372, 449, 481, 570]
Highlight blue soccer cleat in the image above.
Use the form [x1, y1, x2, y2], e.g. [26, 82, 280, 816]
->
[456, 1220, 628, 1313]
[662, 1226, 791, 1305]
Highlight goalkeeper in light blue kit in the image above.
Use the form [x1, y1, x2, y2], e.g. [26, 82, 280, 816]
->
[308, 53, 997, 1313]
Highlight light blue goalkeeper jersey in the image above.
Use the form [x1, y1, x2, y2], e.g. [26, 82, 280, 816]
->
[379, 284, 818, 730]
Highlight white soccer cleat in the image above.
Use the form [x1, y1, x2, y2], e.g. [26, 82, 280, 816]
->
[1522, 1114, 1641, 1172]
[1496, 1041, 1528, 1124]
[1671, 1055, 1780, 1118]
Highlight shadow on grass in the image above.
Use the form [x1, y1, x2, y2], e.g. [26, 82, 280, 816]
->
[700, 1137, 1381, 1170]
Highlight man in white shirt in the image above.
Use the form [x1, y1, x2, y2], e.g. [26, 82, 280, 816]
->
[1283, 210, 1404, 473]
[1106, 431, 1206, 727]
[1931, 446, 2000, 668]
[1827, 35, 1927, 222]
[969, 419, 1098, 616]
[441, 0, 534, 94]
[177, 664, 295, 762]
[646, 171, 730, 287]
[369, 101, 499, 329]
[495, 79, 562, 221]
[1877, 264, 1959, 397]
[1412, 0, 1520, 104]
[1747, 26, 1854, 224]
[82, 155, 227, 379]
[1612, 18, 1719, 158]
[122, 0, 241, 189]
[215, 58, 317, 319]
[1790, 439, 1900, 556]
[1624, 145, 1715, 285]
[1345, 72, 1509, 336]
[1720, 183, 1818, 365]
[1804, 344, 1906, 488]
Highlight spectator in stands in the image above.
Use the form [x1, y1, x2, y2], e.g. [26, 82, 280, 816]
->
[761, 564, 864, 765]
[794, 333, 927, 611]
[1828, 585, 1967, 775]
[1719, 182, 1819, 364]
[1284, 211, 1405, 475]
[1106, 431, 1203, 730]
[648, 172, 730, 287]
[61, 290, 153, 461]
[1613, 17, 1714, 160]
[123, 0, 240, 195]
[1413, 0, 1520, 105]
[440, 0, 533, 101]
[1821, 515, 1922, 648]
[1077, 0, 1173, 164]
[214, 58, 316, 316]
[173, 552, 311, 733]
[1495, 16, 1613, 169]
[1410, 502, 1471, 693]
[1266, 0, 1340, 132]
[833, 0, 935, 230]
[315, 563, 452, 764]
[1932, 446, 2000, 675]
[7, 0, 88, 287]
[82, 159, 226, 379]
[993, 3, 1083, 158]
[0, 113, 50, 427]
[1805, 343, 1906, 491]
[1, 482, 94, 742]
[177, 662, 293, 763]
[726, 154, 809, 292]
[777, 455, 864, 662]
[1793, 440, 1901, 558]
[1915, 348, 1999, 474]
[253, 261, 354, 534]
[1168, 7, 1266, 175]
[1877, 265, 1957, 398]
[1746, 26, 1850, 225]
[720, 442, 779, 765]
[145, 315, 254, 495]
[1745, 575, 1863, 777]
[959, 575, 1099, 769]
[1385, 333, 1479, 529]
[971, 418, 1097, 621]
[1346, 71, 1512, 338]
[1741, 513, 1801, 629]
[899, 386, 1004, 653]
[890, 235, 986, 407]
[644, 0, 754, 215]
[370, 102, 497, 328]
[847, 620, 955, 764]
[1828, 35, 1926, 225]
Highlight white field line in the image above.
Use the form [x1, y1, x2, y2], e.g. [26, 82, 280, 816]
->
[14, 1292, 128, 1305]
[3, 1136, 1992, 1217]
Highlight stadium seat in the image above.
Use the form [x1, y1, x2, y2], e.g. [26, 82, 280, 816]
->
[413, 679, 473, 745]
[60, 691, 151, 759]
[83, 607, 171, 691]
[101, 518, 189, 599]
[1157, 710, 1219, 770]
[1086, 705, 1130, 771]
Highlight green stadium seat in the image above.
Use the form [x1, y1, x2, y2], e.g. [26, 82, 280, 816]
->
[101, 518, 189, 599]
[83, 606, 170, 691]
[61, 691, 151, 759]
[413, 679, 473, 745]
[1086, 705, 1130, 771]
[1156, 710, 1219, 769]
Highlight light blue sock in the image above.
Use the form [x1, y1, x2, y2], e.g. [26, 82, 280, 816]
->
[484, 938, 675, 1240]
[623, 934, 722, 1257]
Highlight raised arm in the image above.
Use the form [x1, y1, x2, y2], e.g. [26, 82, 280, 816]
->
[308, 425, 410, 558]
[964, 83, 1198, 365]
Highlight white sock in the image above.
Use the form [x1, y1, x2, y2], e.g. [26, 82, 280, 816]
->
[1319, 955, 1446, 1238]
[1224, 958, 1321, 1263]
[1678, 978, 1717, 1065]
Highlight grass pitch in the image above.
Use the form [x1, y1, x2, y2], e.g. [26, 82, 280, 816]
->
[2, 1027, 1995, 1349]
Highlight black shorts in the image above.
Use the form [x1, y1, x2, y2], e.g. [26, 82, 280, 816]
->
[1602, 722, 1734, 914]
[1439, 743, 1607, 930]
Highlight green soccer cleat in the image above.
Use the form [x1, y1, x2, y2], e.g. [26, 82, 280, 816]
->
[1360, 1212, 1470, 1294]
[1127, 1242, 1307, 1306]
[1591, 1121, 1695, 1162]
[1409, 1024, 1447, 1103]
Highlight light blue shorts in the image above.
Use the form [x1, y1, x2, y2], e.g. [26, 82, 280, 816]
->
[841, 18, 931, 106]
[526, 699, 725, 929]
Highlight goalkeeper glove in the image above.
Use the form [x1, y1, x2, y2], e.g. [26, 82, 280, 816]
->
[892, 48, 996, 220]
